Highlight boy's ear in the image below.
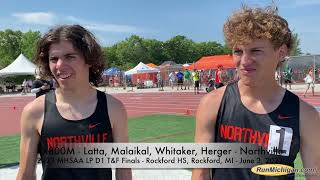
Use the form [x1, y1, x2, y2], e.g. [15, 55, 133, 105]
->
[278, 44, 289, 62]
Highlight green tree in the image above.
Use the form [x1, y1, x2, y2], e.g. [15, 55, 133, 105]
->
[103, 45, 118, 68]
[290, 33, 302, 56]
[195, 41, 231, 59]
[143, 39, 168, 65]
[163, 35, 196, 64]
[20, 31, 41, 61]
[222, 44, 232, 55]
[0, 29, 22, 68]
[115, 35, 151, 69]
[102, 35, 233, 70]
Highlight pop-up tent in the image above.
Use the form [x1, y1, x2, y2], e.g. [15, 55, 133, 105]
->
[125, 62, 160, 86]
[186, 55, 235, 70]
[0, 54, 36, 77]
[103, 67, 122, 76]
[125, 62, 159, 75]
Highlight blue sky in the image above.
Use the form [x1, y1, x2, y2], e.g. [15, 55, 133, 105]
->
[1, 0, 320, 54]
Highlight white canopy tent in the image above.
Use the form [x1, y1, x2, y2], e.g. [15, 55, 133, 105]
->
[0, 54, 36, 77]
[124, 62, 159, 91]
[125, 62, 159, 75]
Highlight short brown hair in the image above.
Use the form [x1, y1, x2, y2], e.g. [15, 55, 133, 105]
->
[223, 5, 293, 52]
[35, 24, 105, 86]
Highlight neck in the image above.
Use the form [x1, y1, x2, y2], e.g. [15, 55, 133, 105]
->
[238, 78, 283, 101]
[55, 84, 96, 104]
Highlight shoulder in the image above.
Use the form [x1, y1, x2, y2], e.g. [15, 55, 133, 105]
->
[21, 95, 45, 130]
[104, 93, 129, 143]
[299, 99, 320, 137]
[104, 93, 125, 111]
[199, 86, 226, 110]
[300, 99, 319, 123]
[196, 85, 227, 122]
[23, 96, 45, 118]
[298, 97, 320, 167]
[194, 84, 227, 143]
[104, 93, 126, 126]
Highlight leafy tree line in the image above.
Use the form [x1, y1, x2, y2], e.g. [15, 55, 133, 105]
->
[102, 35, 233, 70]
[0, 29, 41, 69]
[0, 29, 302, 71]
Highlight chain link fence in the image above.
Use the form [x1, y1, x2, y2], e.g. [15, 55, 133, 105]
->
[282, 55, 320, 83]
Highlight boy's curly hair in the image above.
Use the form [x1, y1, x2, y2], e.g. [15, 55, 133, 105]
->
[223, 5, 293, 52]
[35, 24, 105, 86]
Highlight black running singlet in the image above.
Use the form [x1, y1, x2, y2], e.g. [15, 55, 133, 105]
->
[212, 82, 300, 180]
[38, 90, 114, 180]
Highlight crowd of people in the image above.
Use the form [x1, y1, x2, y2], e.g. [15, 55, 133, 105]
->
[275, 66, 318, 97]
[165, 66, 233, 94]
[1, 64, 318, 98]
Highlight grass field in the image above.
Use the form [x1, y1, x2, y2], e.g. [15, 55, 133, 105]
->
[0, 114, 306, 179]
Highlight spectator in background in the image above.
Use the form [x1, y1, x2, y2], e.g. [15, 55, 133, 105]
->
[168, 71, 176, 89]
[157, 72, 164, 91]
[208, 69, 214, 80]
[176, 70, 184, 90]
[215, 64, 226, 88]
[303, 67, 315, 97]
[183, 69, 192, 90]
[31, 75, 52, 98]
[113, 74, 119, 87]
[153, 74, 158, 88]
[21, 79, 27, 95]
[206, 79, 215, 93]
[192, 69, 200, 94]
[199, 70, 204, 89]
[109, 76, 114, 87]
[283, 67, 293, 90]
[27, 79, 33, 93]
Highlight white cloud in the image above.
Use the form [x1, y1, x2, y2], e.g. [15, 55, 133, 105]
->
[9, 13, 143, 34]
[12, 12, 55, 26]
[65, 16, 141, 33]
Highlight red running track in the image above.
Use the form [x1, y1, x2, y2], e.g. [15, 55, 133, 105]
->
[0, 92, 319, 136]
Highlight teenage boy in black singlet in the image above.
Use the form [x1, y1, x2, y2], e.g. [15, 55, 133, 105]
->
[17, 25, 132, 180]
[192, 5, 320, 180]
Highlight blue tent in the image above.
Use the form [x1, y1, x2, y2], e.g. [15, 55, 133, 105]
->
[103, 67, 121, 76]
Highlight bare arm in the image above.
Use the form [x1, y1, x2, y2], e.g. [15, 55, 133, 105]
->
[192, 87, 226, 180]
[107, 95, 132, 180]
[300, 100, 320, 180]
[16, 99, 44, 180]
[31, 88, 41, 94]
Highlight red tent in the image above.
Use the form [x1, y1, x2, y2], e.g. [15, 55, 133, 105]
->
[186, 55, 235, 70]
